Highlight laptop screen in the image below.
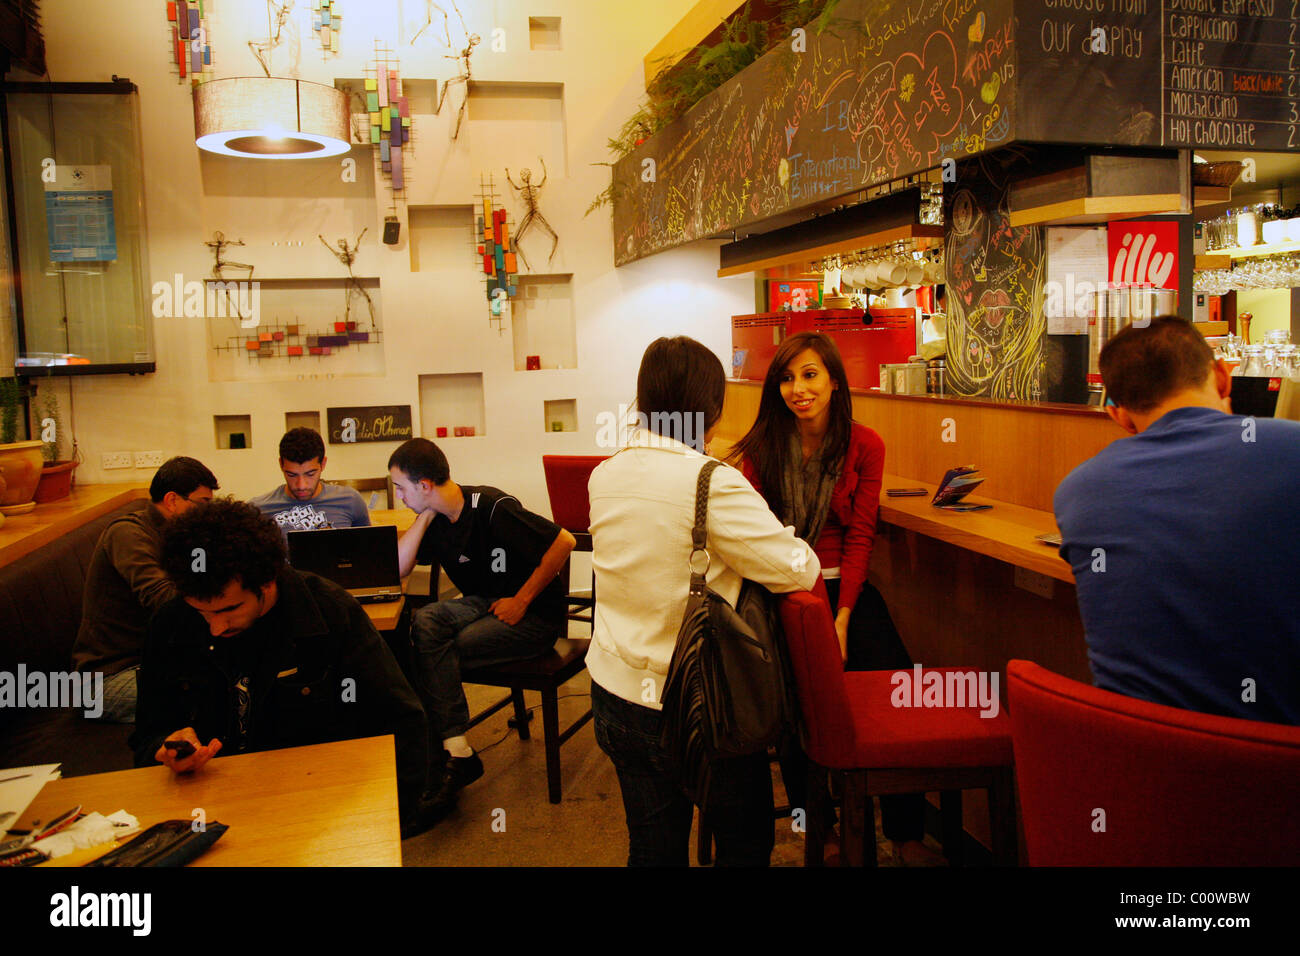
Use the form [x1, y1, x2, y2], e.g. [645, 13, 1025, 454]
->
[287, 526, 401, 591]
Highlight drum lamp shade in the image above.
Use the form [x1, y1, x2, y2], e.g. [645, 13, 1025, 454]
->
[194, 77, 351, 158]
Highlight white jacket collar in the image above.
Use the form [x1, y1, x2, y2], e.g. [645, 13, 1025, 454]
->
[624, 428, 707, 456]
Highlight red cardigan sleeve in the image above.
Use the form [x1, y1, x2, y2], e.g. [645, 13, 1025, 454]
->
[835, 425, 885, 614]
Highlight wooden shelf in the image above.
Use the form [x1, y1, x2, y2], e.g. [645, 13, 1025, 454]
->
[716, 224, 943, 278]
[1008, 194, 1185, 228]
[1220, 239, 1300, 260]
[1194, 185, 1232, 207]
[1195, 254, 1232, 271]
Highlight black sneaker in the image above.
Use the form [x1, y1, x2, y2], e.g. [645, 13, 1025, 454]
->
[425, 752, 484, 810]
[401, 788, 460, 839]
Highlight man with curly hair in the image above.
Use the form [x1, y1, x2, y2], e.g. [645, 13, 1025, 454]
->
[129, 499, 434, 836]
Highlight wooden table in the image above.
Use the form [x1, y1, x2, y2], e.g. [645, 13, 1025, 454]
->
[0, 484, 147, 569]
[370, 508, 415, 532]
[20, 736, 402, 867]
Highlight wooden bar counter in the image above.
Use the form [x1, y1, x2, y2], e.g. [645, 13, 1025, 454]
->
[0, 484, 148, 569]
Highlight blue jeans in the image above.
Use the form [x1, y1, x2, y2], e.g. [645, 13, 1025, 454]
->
[99, 666, 138, 723]
[591, 680, 775, 866]
[411, 595, 561, 739]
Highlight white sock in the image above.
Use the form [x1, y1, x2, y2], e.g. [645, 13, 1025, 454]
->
[443, 736, 473, 758]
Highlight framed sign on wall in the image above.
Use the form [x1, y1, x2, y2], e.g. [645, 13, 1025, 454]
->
[326, 405, 413, 444]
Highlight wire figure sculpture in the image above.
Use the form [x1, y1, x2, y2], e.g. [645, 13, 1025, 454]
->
[318, 228, 375, 327]
[206, 231, 255, 320]
[506, 159, 558, 269]
[410, 0, 451, 46]
[249, 0, 294, 77]
[434, 1, 479, 140]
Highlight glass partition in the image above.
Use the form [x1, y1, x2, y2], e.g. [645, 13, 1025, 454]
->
[3, 81, 155, 375]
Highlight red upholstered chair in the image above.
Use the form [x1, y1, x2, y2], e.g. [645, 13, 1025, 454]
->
[1008, 659, 1300, 866]
[777, 590, 1018, 866]
[541, 455, 607, 631]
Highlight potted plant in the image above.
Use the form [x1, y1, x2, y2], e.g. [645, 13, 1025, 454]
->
[0, 376, 44, 515]
[33, 385, 79, 503]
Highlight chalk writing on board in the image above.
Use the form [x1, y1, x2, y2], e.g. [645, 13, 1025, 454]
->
[612, 0, 1296, 265]
[612, 0, 1016, 265]
[944, 153, 1046, 402]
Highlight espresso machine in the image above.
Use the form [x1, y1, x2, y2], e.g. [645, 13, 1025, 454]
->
[1088, 286, 1179, 397]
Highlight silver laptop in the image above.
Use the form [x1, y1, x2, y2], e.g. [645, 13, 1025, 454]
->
[287, 526, 402, 603]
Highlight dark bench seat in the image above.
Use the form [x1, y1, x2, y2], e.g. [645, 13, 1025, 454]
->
[0, 499, 147, 777]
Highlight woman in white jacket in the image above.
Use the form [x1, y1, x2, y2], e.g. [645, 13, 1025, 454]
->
[588, 336, 821, 866]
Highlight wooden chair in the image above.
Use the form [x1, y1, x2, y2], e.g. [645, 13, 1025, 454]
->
[462, 638, 592, 803]
[336, 476, 394, 510]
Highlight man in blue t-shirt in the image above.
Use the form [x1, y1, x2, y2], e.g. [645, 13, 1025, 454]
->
[1055, 317, 1300, 726]
[249, 427, 371, 537]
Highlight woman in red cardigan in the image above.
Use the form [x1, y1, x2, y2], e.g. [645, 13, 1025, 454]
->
[729, 330, 934, 864]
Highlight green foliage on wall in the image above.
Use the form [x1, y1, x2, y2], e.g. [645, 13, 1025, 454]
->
[587, 0, 846, 216]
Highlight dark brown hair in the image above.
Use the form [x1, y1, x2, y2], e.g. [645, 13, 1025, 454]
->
[149, 456, 218, 503]
[388, 438, 450, 486]
[279, 427, 325, 465]
[635, 337, 726, 445]
[160, 498, 285, 599]
[728, 331, 853, 518]
[1100, 317, 1216, 414]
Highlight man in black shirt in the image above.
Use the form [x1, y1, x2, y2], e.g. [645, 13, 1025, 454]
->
[130, 499, 433, 836]
[389, 439, 575, 812]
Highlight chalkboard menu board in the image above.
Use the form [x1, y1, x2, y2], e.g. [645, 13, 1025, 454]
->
[1016, 0, 1297, 151]
[611, 0, 1017, 265]
[612, 0, 1297, 265]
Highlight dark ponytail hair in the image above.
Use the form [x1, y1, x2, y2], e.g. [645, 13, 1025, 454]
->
[727, 332, 853, 519]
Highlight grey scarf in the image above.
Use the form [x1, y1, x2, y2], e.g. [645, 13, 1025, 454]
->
[778, 431, 839, 547]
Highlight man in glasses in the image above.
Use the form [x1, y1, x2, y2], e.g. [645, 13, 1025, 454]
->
[72, 456, 219, 723]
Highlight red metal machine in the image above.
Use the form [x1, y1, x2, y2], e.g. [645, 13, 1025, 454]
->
[731, 308, 920, 389]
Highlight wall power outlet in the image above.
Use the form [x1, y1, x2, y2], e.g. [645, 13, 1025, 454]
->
[134, 451, 165, 469]
[102, 451, 133, 469]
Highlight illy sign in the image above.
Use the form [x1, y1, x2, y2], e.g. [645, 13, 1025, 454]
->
[1108, 221, 1179, 289]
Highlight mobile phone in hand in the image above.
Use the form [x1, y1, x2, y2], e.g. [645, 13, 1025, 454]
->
[164, 739, 196, 760]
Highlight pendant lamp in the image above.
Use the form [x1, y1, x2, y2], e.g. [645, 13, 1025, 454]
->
[194, 76, 350, 159]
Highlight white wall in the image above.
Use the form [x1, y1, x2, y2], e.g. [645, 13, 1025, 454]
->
[31, 0, 753, 516]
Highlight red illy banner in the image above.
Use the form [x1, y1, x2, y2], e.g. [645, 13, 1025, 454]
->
[1108, 220, 1179, 289]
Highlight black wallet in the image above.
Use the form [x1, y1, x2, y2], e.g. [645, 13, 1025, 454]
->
[84, 820, 228, 867]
